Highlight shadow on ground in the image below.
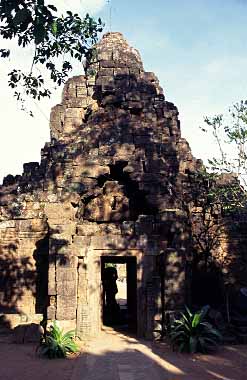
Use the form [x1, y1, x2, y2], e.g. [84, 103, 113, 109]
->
[73, 328, 247, 380]
[0, 328, 246, 380]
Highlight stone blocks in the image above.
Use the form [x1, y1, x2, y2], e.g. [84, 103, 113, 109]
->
[0, 31, 246, 341]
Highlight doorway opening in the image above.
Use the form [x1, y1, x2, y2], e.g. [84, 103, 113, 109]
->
[101, 256, 137, 333]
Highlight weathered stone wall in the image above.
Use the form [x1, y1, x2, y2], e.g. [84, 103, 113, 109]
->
[186, 171, 247, 307]
[1, 32, 246, 335]
[0, 189, 48, 327]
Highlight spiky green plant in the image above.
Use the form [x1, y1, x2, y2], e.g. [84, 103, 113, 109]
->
[170, 306, 222, 353]
[37, 321, 79, 359]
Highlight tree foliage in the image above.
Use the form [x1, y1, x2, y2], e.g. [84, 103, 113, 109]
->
[202, 101, 247, 187]
[201, 101, 247, 210]
[0, 0, 103, 114]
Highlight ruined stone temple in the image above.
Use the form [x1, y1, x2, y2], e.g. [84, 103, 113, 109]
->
[1, 33, 247, 338]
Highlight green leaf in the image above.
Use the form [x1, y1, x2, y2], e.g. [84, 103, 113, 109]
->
[169, 306, 221, 354]
[34, 21, 46, 45]
[0, 49, 10, 58]
[200, 305, 210, 320]
[51, 20, 57, 36]
[47, 4, 57, 12]
[189, 336, 197, 353]
[37, 320, 79, 359]
[13, 8, 31, 27]
[178, 341, 186, 352]
[192, 312, 202, 328]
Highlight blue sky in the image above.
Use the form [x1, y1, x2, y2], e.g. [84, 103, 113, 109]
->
[1, 0, 247, 181]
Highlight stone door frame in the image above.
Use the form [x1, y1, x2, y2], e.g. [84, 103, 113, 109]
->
[75, 248, 161, 338]
[95, 249, 144, 336]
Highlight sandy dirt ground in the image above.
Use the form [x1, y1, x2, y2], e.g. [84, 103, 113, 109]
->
[0, 329, 247, 380]
[0, 334, 79, 380]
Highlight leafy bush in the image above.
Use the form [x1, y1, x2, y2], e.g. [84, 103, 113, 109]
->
[37, 321, 79, 359]
[170, 306, 222, 353]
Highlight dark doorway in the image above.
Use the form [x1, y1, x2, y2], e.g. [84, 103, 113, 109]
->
[33, 234, 49, 316]
[101, 256, 137, 333]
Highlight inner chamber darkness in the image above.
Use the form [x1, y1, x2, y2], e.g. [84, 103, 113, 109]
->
[191, 264, 224, 308]
[101, 256, 137, 332]
[98, 161, 156, 220]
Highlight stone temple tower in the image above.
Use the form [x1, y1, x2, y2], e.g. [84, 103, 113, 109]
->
[1, 32, 245, 339]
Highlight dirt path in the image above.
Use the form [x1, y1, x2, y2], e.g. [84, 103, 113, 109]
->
[0, 335, 76, 380]
[0, 329, 247, 380]
[72, 328, 247, 380]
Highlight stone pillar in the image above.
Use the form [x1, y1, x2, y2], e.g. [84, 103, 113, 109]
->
[163, 248, 186, 310]
[76, 250, 102, 339]
[45, 201, 77, 331]
[76, 257, 90, 338]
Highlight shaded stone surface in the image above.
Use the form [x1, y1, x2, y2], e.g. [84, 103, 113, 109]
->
[13, 323, 43, 344]
[0, 32, 247, 337]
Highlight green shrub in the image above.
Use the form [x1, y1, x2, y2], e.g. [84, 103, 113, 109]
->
[170, 306, 221, 353]
[37, 321, 79, 359]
